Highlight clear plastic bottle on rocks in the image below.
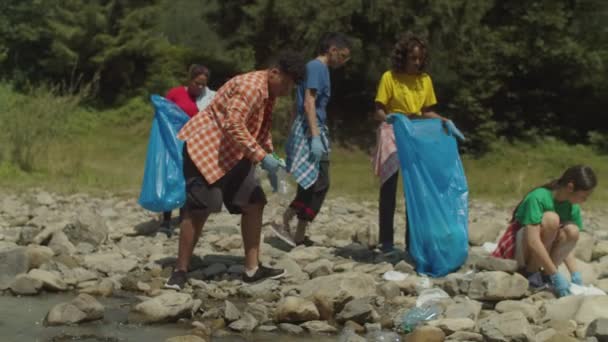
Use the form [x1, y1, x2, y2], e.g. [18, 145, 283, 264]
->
[364, 331, 402, 342]
[400, 302, 443, 333]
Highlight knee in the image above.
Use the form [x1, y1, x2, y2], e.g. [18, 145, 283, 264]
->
[562, 224, 580, 243]
[241, 202, 265, 214]
[541, 212, 560, 231]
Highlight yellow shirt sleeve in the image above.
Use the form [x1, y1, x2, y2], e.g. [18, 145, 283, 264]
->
[375, 71, 392, 106]
[423, 74, 437, 108]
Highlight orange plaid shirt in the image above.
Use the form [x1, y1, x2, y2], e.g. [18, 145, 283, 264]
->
[177, 70, 275, 184]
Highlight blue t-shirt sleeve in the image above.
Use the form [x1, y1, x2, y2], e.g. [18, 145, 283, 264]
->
[304, 61, 327, 91]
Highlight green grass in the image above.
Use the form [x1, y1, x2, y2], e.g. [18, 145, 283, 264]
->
[0, 83, 606, 209]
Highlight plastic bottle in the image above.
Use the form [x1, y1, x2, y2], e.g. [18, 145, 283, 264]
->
[400, 303, 442, 333]
[272, 153, 290, 196]
[365, 331, 402, 342]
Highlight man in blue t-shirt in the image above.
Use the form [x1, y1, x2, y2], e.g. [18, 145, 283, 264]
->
[271, 33, 352, 247]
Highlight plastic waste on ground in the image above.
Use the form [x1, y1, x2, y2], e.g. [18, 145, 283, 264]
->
[365, 331, 402, 342]
[570, 284, 606, 296]
[482, 242, 498, 254]
[391, 115, 469, 277]
[416, 288, 450, 307]
[382, 271, 409, 282]
[400, 302, 443, 333]
[414, 276, 432, 293]
[138, 95, 189, 212]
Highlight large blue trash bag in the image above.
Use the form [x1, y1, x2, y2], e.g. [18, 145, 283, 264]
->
[138, 95, 190, 212]
[391, 115, 469, 277]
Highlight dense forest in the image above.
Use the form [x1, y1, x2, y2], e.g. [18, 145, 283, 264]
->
[1, 0, 606, 152]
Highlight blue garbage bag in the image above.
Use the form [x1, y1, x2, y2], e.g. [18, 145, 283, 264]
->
[391, 115, 469, 277]
[138, 95, 190, 212]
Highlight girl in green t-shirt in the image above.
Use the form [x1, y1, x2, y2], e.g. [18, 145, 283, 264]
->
[493, 165, 597, 297]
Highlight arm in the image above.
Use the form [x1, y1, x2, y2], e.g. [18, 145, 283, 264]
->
[375, 102, 388, 122]
[304, 89, 319, 137]
[421, 106, 448, 121]
[222, 92, 267, 163]
[525, 225, 559, 275]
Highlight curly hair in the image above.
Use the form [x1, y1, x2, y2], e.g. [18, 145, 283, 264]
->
[188, 64, 210, 80]
[391, 34, 429, 73]
[273, 50, 306, 83]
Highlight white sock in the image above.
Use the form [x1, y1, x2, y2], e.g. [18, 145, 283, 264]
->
[245, 267, 258, 277]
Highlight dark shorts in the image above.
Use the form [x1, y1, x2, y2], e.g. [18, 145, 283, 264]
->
[182, 144, 267, 215]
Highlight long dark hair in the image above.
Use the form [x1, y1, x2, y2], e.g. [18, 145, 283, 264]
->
[510, 165, 597, 222]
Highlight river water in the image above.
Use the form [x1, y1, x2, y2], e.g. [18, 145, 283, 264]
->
[0, 294, 338, 342]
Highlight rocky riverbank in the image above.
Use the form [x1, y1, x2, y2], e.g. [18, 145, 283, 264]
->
[1, 189, 608, 341]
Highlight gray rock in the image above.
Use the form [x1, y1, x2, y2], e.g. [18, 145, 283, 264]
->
[31, 221, 68, 245]
[446, 331, 484, 341]
[479, 311, 534, 342]
[64, 210, 108, 246]
[298, 272, 377, 313]
[45, 294, 104, 325]
[444, 299, 482, 321]
[468, 271, 528, 300]
[165, 336, 206, 342]
[300, 320, 337, 334]
[336, 298, 377, 324]
[28, 269, 67, 291]
[45, 303, 87, 325]
[223, 300, 241, 322]
[228, 312, 258, 332]
[275, 257, 309, 282]
[256, 325, 278, 333]
[83, 253, 138, 274]
[338, 329, 367, 342]
[592, 241, 608, 261]
[466, 253, 518, 272]
[129, 292, 194, 323]
[48, 231, 76, 255]
[303, 259, 333, 278]
[495, 300, 539, 321]
[279, 323, 304, 334]
[378, 281, 401, 299]
[394, 260, 415, 274]
[71, 294, 104, 321]
[25, 245, 54, 269]
[238, 279, 280, 301]
[468, 217, 506, 246]
[586, 318, 608, 341]
[275, 296, 320, 323]
[575, 232, 596, 263]
[9, 274, 43, 295]
[0, 247, 29, 290]
[35, 192, 55, 206]
[245, 302, 269, 324]
[428, 318, 476, 334]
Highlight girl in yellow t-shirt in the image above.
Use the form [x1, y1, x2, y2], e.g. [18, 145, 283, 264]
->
[372, 34, 449, 255]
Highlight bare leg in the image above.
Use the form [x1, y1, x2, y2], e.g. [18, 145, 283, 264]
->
[175, 210, 209, 272]
[524, 212, 560, 273]
[550, 224, 579, 268]
[294, 219, 308, 244]
[283, 207, 296, 231]
[241, 203, 265, 271]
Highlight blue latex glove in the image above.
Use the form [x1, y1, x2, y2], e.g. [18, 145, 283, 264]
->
[310, 136, 323, 163]
[267, 171, 278, 193]
[550, 273, 572, 297]
[571, 271, 583, 286]
[445, 120, 466, 141]
[385, 114, 399, 124]
[261, 154, 280, 174]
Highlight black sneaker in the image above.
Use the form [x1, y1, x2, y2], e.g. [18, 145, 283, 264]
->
[242, 264, 286, 283]
[295, 236, 314, 247]
[164, 270, 187, 290]
[159, 221, 173, 238]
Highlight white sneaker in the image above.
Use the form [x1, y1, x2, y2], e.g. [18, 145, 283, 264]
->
[269, 222, 296, 247]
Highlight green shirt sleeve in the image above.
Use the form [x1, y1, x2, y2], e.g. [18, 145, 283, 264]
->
[515, 193, 545, 226]
[571, 204, 583, 231]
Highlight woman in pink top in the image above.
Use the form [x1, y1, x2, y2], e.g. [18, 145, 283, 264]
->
[160, 64, 215, 236]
